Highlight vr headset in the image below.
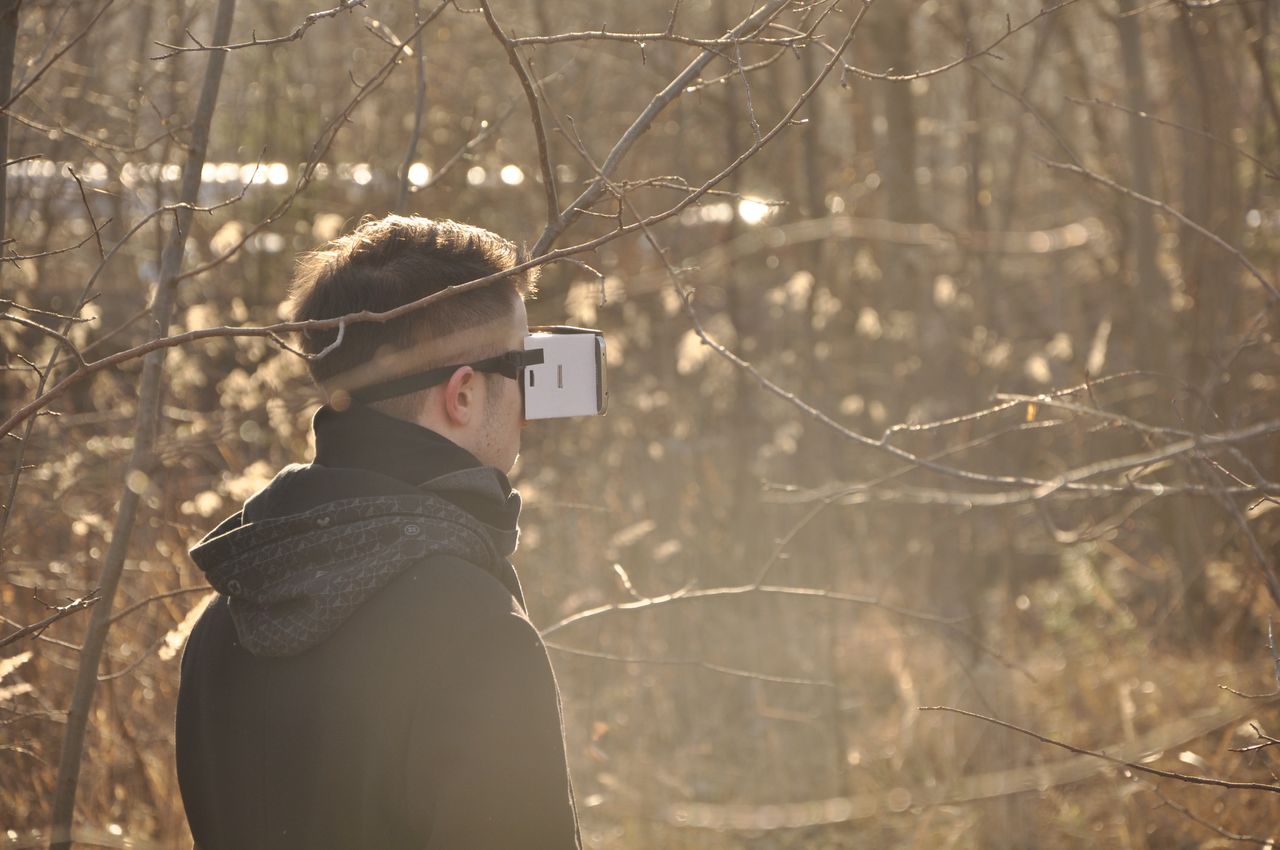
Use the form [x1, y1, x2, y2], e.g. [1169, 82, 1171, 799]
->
[522, 326, 609, 419]
[349, 325, 607, 420]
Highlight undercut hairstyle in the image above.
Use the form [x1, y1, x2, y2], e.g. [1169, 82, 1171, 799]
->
[286, 215, 537, 413]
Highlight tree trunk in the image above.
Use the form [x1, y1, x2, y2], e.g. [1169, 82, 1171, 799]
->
[1116, 0, 1173, 379]
[0, 0, 21, 285]
[49, 1, 238, 846]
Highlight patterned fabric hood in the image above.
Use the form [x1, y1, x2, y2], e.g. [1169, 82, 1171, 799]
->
[189, 466, 521, 657]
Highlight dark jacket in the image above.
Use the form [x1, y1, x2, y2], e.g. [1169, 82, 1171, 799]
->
[176, 405, 580, 850]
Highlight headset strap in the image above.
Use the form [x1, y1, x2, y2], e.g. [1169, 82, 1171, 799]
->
[349, 348, 544, 404]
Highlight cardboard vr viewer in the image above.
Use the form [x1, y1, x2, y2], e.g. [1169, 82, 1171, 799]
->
[523, 326, 608, 420]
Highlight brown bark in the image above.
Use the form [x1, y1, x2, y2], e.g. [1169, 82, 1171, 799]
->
[0, 0, 21, 283]
[48, 1, 238, 846]
[1116, 0, 1172, 378]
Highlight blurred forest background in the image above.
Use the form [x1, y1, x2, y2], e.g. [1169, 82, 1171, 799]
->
[2, 0, 1280, 847]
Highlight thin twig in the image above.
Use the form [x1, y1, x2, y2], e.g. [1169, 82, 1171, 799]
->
[6, 111, 182, 156]
[106, 585, 213, 625]
[97, 631, 168, 681]
[0, 300, 93, 324]
[547, 642, 834, 687]
[449, 107, 521, 184]
[1071, 94, 1279, 180]
[479, 0, 560, 227]
[787, 0, 1081, 83]
[510, 28, 806, 48]
[1041, 157, 1280, 300]
[922, 705, 1280, 793]
[685, 45, 789, 95]
[1210, 465, 1280, 605]
[0, 224, 110, 264]
[0, 315, 87, 366]
[166, 0, 452, 286]
[0, 591, 100, 650]
[1230, 723, 1280, 753]
[0, 200, 114, 552]
[2, 0, 115, 109]
[974, 64, 1081, 166]
[541, 580, 1027, 676]
[67, 167, 106, 260]
[735, 40, 763, 142]
[2, 153, 41, 168]
[542, 582, 966, 638]
[1146, 782, 1277, 846]
[395, 0, 428, 211]
[530, 0, 794, 257]
[151, 0, 365, 59]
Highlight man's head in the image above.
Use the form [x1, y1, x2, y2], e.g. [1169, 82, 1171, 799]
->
[286, 215, 536, 473]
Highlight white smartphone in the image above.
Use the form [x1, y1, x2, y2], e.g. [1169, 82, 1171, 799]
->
[523, 326, 608, 420]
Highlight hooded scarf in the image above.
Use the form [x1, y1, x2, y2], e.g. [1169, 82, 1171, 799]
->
[189, 405, 523, 657]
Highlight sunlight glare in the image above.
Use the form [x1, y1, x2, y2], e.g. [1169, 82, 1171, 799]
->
[267, 162, 290, 186]
[408, 162, 431, 187]
[500, 164, 525, 185]
[736, 197, 773, 225]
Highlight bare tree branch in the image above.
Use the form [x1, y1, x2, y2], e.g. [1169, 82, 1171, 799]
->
[546, 642, 835, 687]
[165, 0, 452, 287]
[0, 314, 86, 366]
[0, 222, 110, 264]
[106, 585, 213, 626]
[1071, 94, 1280, 181]
[150, 0, 365, 60]
[541, 580, 1027, 678]
[395, 0, 428, 211]
[1, 0, 115, 110]
[1041, 157, 1280, 300]
[785, 0, 1082, 84]
[1146, 782, 1278, 846]
[0, 591, 99, 650]
[922, 705, 1280, 793]
[530, 0, 794, 257]
[479, 0, 559, 227]
[0, 299, 93, 323]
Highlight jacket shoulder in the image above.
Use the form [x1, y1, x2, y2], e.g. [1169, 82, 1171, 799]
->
[370, 552, 528, 632]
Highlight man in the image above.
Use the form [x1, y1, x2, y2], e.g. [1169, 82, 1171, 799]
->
[176, 215, 581, 849]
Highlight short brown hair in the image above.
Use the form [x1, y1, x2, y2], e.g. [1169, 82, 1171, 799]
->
[286, 215, 536, 398]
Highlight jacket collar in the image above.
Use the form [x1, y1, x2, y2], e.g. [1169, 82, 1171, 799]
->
[310, 403, 520, 535]
[312, 403, 485, 487]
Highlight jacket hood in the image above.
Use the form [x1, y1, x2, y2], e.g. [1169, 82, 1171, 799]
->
[190, 463, 522, 657]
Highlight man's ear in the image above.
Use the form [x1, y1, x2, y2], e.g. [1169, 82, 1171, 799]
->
[442, 366, 476, 427]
